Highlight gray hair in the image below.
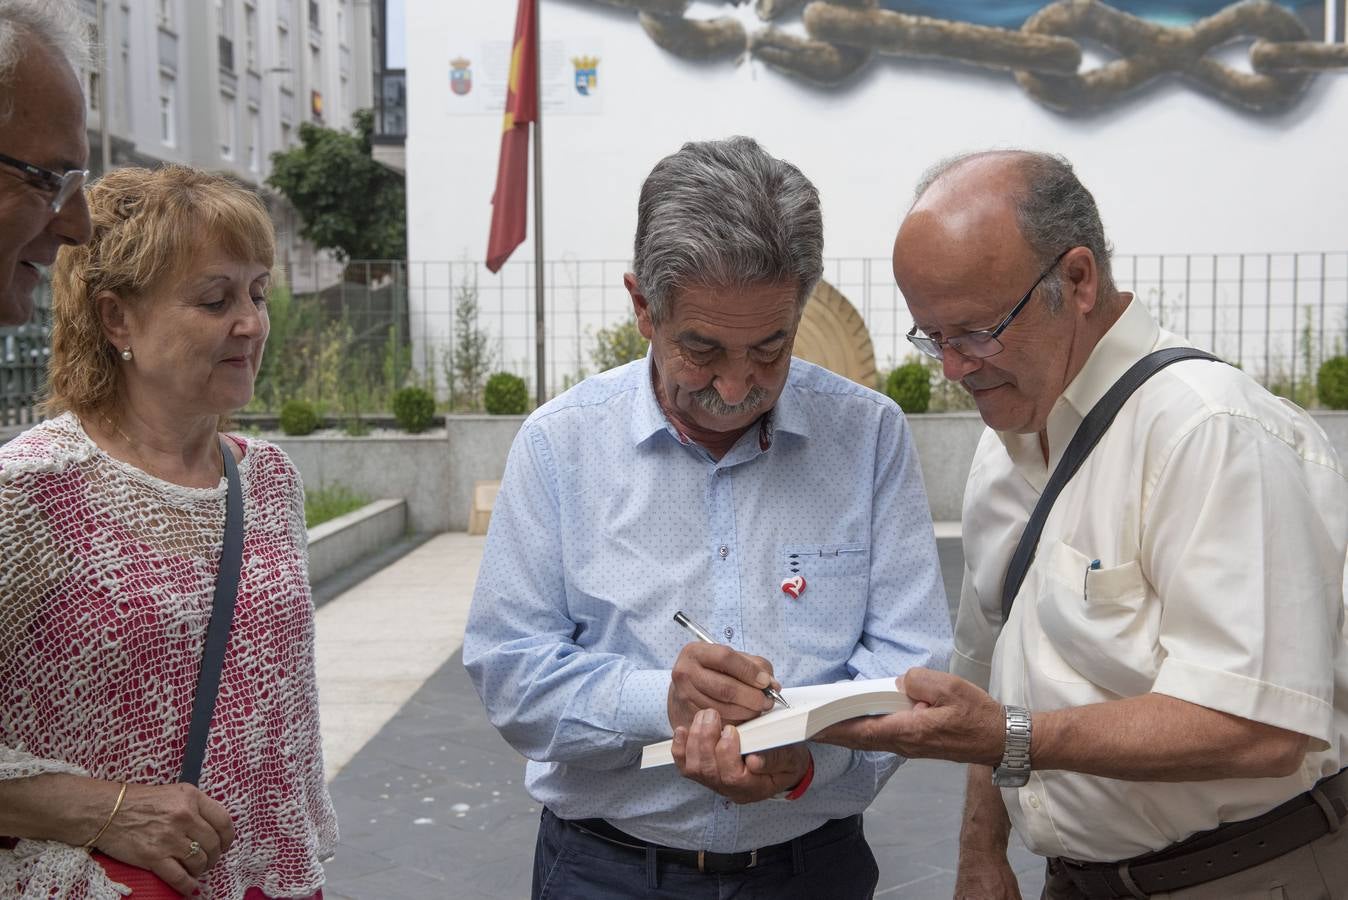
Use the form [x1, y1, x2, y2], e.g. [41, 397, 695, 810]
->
[914, 150, 1117, 311]
[0, 0, 89, 124]
[632, 136, 824, 324]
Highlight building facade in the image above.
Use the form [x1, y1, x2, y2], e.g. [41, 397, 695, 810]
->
[78, 0, 377, 290]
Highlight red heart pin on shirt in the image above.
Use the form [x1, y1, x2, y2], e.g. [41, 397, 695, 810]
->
[781, 575, 806, 599]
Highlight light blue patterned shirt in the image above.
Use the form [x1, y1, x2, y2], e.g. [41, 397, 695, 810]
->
[463, 355, 952, 852]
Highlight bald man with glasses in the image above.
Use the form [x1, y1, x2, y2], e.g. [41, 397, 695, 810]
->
[820, 150, 1348, 899]
[0, 0, 93, 326]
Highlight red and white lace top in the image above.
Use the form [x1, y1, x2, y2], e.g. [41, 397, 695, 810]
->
[0, 413, 338, 899]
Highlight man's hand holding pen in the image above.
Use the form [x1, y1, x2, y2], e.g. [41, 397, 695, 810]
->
[666, 640, 811, 803]
[666, 641, 782, 731]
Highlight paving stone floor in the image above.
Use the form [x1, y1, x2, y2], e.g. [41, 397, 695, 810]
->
[318, 538, 1047, 899]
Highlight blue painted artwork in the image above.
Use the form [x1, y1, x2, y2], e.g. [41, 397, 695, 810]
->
[875, 1, 1323, 36]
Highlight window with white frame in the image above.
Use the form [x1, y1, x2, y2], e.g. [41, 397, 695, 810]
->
[277, 22, 290, 67]
[247, 107, 261, 171]
[220, 92, 237, 159]
[158, 73, 177, 146]
[244, 4, 258, 69]
[215, 0, 233, 35]
[158, 0, 173, 29]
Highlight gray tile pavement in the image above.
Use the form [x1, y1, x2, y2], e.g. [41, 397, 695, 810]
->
[322, 538, 1047, 899]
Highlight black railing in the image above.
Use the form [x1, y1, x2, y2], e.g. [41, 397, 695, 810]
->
[0, 280, 50, 428]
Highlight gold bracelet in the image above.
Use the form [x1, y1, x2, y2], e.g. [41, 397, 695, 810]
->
[81, 782, 128, 851]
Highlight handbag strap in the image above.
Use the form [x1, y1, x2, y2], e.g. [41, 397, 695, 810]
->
[999, 347, 1220, 623]
[179, 436, 244, 786]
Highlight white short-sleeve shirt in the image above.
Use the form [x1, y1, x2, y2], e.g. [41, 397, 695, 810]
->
[955, 297, 1348, 862]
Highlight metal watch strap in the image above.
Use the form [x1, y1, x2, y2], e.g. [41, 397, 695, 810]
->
[992, 705, 1032, 787]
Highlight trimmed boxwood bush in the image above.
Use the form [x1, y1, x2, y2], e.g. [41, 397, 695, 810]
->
[484, 371, 529, 414]
[1317, 356, 1348, 409]
[885, 361, 931, 414]
[279, 399, 320, 436]
[391, 386, 436, 433]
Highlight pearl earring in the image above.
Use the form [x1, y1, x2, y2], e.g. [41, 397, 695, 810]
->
[120, 347, 133, 362]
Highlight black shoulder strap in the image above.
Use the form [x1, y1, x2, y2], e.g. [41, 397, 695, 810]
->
[999, 347, 1220, 624]
[179, 436, 244, 786]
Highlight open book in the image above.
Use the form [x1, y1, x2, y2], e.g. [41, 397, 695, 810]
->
[640, 677, 911, 769]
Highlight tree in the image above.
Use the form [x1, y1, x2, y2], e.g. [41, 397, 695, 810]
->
[446, 278, 496, 411]
[267, 108, 406, 262]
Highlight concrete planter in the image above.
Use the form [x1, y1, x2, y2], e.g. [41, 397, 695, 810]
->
[8, 410, 1347, 526]
[272, 415, 526, 533]
[307, 498, 407, 585]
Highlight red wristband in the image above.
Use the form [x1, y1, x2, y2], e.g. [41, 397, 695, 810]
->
[784, 751, 815, 801]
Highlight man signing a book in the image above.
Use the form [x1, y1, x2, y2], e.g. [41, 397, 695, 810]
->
[819, 151, 1348, 899]
[464, 136, 953, 899]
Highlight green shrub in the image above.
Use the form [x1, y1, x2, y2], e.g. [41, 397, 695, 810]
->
[279, 399, 320, 435]
[484, 371, 529, 414]
[1318, 355, 1348, 409]
[884, 361, 931, 414]
[304, 483, 369, 528]
[592, 316, 649, 371]
[391, 385, 436, 433]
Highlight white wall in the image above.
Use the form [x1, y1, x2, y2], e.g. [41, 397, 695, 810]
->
[411, 1, 1347, 265]
[406, 2, 1348, 390]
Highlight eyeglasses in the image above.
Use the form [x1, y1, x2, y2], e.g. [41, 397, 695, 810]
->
[0, 150, 88, 213]
[906, 248, 1071, 362]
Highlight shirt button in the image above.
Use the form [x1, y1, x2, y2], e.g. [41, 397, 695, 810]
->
[724, 626, 734, 640]
[718, 545, 729, 559]
[1027, 793, 1041, 810]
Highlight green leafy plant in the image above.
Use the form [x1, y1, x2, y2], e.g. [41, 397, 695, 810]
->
[484, 371, 529, 414]
[1318, 355, 1348, 409]
[447, 278, 495, 411]
[267, 109, 405, 262]
[279, 399, 321, 436]
[591, 316, 648, 372]
[391, 385, 436, 432]
[884, 360, 932, 414]
[304, 483, 370, 528]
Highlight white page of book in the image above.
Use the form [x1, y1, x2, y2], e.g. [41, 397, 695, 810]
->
[640, 677, 908, 769]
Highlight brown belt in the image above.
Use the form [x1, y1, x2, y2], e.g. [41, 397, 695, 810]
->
[1051, 767, 1348, 899]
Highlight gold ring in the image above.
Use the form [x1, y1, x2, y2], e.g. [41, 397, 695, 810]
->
[185, 840, 202, 859]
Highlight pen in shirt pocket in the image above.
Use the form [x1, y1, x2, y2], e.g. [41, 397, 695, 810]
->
[1083, 558, 1101, 601]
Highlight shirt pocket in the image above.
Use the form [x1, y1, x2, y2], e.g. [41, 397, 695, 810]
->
[778, 543, 870, 662]
[1034, 540, 1160, 696]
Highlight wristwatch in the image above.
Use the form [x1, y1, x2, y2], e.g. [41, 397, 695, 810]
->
[991, 705, 1033, 788]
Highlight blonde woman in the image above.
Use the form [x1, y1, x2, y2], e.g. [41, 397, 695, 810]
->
[0, 166, 337, 899]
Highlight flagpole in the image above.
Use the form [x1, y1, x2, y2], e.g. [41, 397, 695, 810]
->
[531, 0, 546, 406]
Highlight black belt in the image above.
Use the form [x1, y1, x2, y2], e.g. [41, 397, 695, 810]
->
[561, 811, 860, 875]
[1051, 767, 1348, 899]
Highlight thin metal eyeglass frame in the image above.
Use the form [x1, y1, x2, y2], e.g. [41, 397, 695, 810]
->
[0, 150, 88, 213]
[906, 248, 1072, 361]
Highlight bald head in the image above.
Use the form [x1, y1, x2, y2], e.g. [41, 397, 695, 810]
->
[901, 150, 1116, 308]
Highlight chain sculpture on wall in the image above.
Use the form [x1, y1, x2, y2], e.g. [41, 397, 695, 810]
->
[581, 0, 1348, 114]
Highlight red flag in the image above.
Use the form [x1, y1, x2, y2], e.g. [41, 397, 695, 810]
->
[486, 0, 537, 273]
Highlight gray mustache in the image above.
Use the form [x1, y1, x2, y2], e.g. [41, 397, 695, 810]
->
[691, 385, 768, 417]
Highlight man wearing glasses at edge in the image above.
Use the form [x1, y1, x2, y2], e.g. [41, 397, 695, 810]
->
[0, 0, 93, 328]
[817, 151, 1347, 899]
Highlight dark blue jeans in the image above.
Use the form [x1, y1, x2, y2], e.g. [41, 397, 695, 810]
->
[532, 807, 880, 899]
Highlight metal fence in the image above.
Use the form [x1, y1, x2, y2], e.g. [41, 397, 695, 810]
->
[3, 251, 1346, 421]
[0, 282, 51, 428]
[396, 252, 1348, 402]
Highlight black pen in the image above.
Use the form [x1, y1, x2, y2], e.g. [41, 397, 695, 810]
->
[673, 610, 790, 708]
